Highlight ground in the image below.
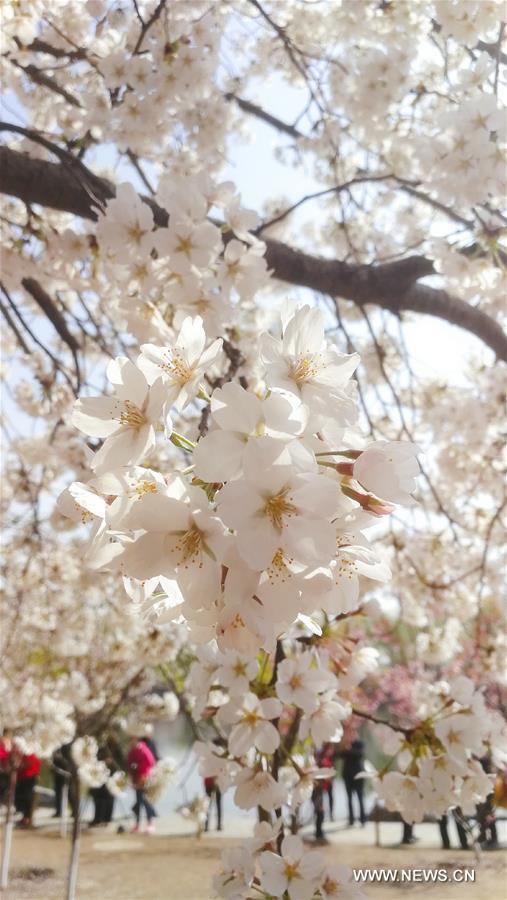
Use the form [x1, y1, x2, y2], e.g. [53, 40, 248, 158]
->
[4, 821, 507, 900]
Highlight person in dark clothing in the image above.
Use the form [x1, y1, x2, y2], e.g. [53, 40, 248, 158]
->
[204, 776, 222, 831]
[15, 753, 40, 827]
[439, 810, 469, 849]
[52, 744, 73, 818]
[317, 745, 335, 821]
[142, 724, 159, 762]
[401, 821, 416, 844]
[341, 739, 366, 826]
[90, 783, 114, 826]
[90, 740, 124, 826]
[312, 782, 325, 841]
[477, 755, 498, 848]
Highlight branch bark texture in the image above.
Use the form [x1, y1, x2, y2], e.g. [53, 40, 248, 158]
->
[1, 145, 506, 361]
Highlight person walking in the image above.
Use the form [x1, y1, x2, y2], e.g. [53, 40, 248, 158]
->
[204, 776, 222, 831]
[312, 781, 326, 842]
[341, 739, 366, 826]
[15, 752, 40, 827]
[127, 736, 157, 833]
[51, 743, 73, 818]
[142, 724, 159, 762]
[401, 820, 417, 844]
[0, 730, 13, 804]
[439, 810, 469, 849]
[316, 745, 335, 821]
[90, 742, 121, 826]
[477, 756, 498, 848]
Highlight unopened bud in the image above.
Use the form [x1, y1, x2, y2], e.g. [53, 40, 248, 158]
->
[341, 484, 396, 516]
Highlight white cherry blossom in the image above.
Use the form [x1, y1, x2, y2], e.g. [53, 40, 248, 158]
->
[219, 692, 282, 757]
[276, 652, 336, 713]
[72, 358, 169, 473]
[260, 305, 359, 421]
[193, 383, 307, 482]
[260, 835, 324, 900]
[216, 441, 345, 570]
[119, 489, 228, 598]
[234, 767, 288, 812]
[138, 316, 222, 411]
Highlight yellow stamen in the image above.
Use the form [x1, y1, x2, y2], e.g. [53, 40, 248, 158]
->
[289, 354, 319, 385]
[284, 862, 300, 881]
[120, 400, 147, 428]
[177, 528, 202, 562]
[159, 351, 193, 385]
[264, 489, 296, 530]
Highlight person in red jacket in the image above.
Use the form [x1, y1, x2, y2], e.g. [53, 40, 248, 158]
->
[126, 737, 156, 833]
[15, 752, 41, 827]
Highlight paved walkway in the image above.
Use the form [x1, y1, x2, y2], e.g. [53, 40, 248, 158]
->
[33, 806, 506, 852]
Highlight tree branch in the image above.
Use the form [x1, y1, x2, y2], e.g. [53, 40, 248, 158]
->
[8, 60, 82, 107]
[1, 145, 505, 360]
[224, 92, 303, 139]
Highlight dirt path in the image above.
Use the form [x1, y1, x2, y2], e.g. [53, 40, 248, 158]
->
[5, 828, 507, 899]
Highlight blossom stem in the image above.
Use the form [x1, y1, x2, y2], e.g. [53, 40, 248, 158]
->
[315, 449, 361, 458]
[170, 431, 196, 451]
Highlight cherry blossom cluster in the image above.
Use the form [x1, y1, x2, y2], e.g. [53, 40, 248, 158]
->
[67, 296, 419, 652]
[213, 824, 365, 900]
[95, 176, 268, 347]
[371, 676, 507, 824]
[63, 174, 419, 650]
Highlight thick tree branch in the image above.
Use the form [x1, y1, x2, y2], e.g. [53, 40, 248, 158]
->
[21, 37, 87, 60]
[1, 145, 505, 361]
[22, 278, 80, 353]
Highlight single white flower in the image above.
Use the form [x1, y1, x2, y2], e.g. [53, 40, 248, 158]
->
[434, 713, 484, 764]
[194, 741, 241, 792]
[276, 653, 335, 713]
[216, 440, 345, 570]
[260, 305, 359, 421]
[216, 650, 259, 697]
[260, 834, 324, 900]
[138, 316, 222, 411]
[376, 772, 425, 824]
[72, 735, 98, 766]
[319, 863, 366, 899]
[212, 846, 255, 900]
[220, 692, 282, 756]
[78, 760, 109, 788]
[97, 183, 155, 262]
[153, 216, 221, 272]
[72, 358, 169, 474]
[106, 770, 128, 797]
[319, 530, 391, 617]
[193, 382, 307, 482]
[299, 691, 350, 745]
[234, 767, 288, 811]
[119, 489, 228, 598]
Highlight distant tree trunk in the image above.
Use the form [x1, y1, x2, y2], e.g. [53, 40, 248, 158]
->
[65, 769, 81, 900]
[60, 778, 69, 838]
[0, 767, 17, 889]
